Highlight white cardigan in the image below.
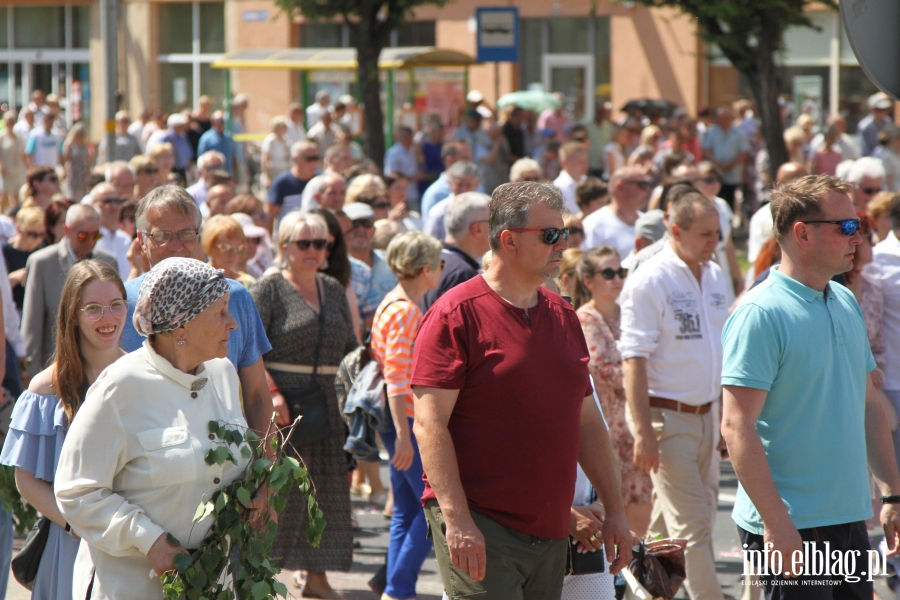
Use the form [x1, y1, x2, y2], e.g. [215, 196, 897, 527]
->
[56, 340, 250, 600]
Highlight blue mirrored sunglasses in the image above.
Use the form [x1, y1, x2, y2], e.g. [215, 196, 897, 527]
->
[799, 218, 861, 236]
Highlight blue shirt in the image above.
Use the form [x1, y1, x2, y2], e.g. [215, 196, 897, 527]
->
[722, 267, 875, 534]
[350, 257, 377, 319]
[384, 143, 420, 203]
[420, 173, 451, 220]
[158, 129, 194, 169]
[702, 125, 750, 185]
[370, 250, 397, 308]
[267, 171, 308, 218]
[121, 276, 272, 371]
[197, 129, 236, 174]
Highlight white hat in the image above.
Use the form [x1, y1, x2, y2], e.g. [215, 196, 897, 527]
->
[466, 90, 484, 103]
[869, 93, 892, 110]
[343, 202, 375, 221]
[167, 113, 188, 128]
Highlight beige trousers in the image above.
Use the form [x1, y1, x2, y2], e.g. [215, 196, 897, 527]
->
[628, 406, 724, 600]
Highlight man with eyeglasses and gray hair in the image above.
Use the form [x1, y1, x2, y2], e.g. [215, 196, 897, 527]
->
[413, 181, 631, 599]
[582, 166, 652, 259]
[421, 191, 491, 311]
[22, 204, 116, 376]
[620, 189, 729, 600]
[119, 185, 278, 433]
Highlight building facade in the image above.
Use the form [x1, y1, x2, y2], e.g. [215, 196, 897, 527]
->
[0, 0, 881, 140]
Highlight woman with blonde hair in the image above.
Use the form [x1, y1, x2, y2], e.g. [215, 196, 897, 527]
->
[868, 191, 896, 242]
[251, 211, 357, 598]
[370, 232, 443, 600]
[262, 116, 292, 189]
[557, 247, 583, 301]
[346, 173, 390, 221]
[3, 206, 46, 314]
[61, 123, 92, 200]
[1, 260, 126, 598]
[147, 142, 175, 185]
[573, 246, 652, 536]
[509, 157, 542, 183]
[783, 125, 807, 164]
[202, 215, 256, 288]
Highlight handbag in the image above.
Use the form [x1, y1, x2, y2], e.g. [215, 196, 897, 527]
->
[286, 276, 333, 448]
[566, 535, 606, 575]
[11, 516, 51, 590]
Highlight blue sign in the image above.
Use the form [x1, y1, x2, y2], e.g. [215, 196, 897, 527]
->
[476, 7, 519, 63]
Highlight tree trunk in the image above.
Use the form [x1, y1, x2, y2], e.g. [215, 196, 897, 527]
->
[355, 10, 388, 169]
[747, 17, 789, 181]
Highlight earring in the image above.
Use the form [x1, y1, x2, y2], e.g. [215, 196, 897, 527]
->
[178, 339, 186, 347]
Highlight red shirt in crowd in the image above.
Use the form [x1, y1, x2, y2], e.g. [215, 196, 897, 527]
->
[411, 275, 592, 539]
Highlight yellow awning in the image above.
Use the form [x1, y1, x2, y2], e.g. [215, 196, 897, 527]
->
[211, 46, 477, 70]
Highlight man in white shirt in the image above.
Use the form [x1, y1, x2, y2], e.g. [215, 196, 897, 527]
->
[90, 183, 133, 279]
[25, 112, 62, 169]
[128, 110, 151, 153]
[552, 141, 588, 214]
[12, 108, 34, 139]
[582, 166, 650, 258]
[847, 157, 886, 211]
[186, 151, 226, 208]
[873, 195, 900, 469]
[747, 162, 807, 264]
[619, 190, 728, 600]
[285, 102, 307, 146]
[306, 90, 331, 130]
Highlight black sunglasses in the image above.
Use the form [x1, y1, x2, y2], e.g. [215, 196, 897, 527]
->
[102, 198, 126, 206]
[568, 227, 584, 236]
[370, 202, 390, 210]
[352, 219, 375, 229]
[293, 238, 328, 251]
[508, 227, 570, 245]
[701, 176, 719, 185]
[596, 267, 628, 280]
[624, 180, 653, 191]
[860, 186, 883, 195]
[799, 218, 861, 236]
[300, 154, 320, 162]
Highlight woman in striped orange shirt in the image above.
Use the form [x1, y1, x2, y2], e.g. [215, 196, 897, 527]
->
[370, 232, 444, 600]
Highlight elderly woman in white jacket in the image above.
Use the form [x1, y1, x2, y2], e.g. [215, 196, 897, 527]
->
[55, 257, 254, 599]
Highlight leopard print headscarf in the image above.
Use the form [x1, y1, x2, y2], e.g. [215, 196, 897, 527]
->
[133, 257, 229, 337]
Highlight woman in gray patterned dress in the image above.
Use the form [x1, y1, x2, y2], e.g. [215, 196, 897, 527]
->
[251, 211, 357, 599]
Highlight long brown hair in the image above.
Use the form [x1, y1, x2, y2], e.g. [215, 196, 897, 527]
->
[573, 246, 619, 309]
[52, 260, 126, 424]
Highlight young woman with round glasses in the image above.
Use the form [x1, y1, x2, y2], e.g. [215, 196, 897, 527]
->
[0, 260, 126, 598]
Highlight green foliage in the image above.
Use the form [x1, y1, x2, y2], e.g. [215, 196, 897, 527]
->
[161, 419, 325, 600]
[0, 465, 39, 536]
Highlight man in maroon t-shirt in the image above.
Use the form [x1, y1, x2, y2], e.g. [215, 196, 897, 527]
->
[412, 182, 631, 599]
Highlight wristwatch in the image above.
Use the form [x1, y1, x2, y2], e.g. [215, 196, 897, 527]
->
[881, 495, 900, 504]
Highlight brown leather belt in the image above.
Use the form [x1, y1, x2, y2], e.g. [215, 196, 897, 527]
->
[649, 397, 712, 415]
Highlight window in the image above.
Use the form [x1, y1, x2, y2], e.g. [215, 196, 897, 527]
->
[299, 20, 436, 48]
[518, 18, 611, 97]
[396, 21, 435, 47]
[72, 5, 90, 49]
[14, 7, 66, 49]
[157, 1, 227, 112]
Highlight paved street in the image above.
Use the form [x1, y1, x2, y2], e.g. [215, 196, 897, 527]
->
[1, 459, 893, 599]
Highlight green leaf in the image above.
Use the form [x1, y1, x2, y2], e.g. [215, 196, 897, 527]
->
[167, 533, 182, 547]
[236, 487, 252, 508]
[208, 421, 219, 436]
[251, 458, 272, 474]
[188, 569, 208, 589]
[272, 494, 287, 515]
[240, 445, 252, 459]
[250, 581, 269, 600]
[193, 502, 207, 522]
[272, 580, 287, 597]
[244, 429, 259, 442]
[231, 431, 243, 446]
[215, 492, 228, 512]
[174, 551, 193, 572]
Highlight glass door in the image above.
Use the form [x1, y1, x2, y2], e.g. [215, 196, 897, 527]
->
[541, 54, 594, 122]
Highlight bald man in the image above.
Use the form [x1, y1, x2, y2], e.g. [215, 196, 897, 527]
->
[747, 162, 808, 264]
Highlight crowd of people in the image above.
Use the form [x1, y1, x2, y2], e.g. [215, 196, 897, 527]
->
[0, 82, 894, 600]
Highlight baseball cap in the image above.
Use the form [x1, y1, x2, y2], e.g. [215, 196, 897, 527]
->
[635, 209, 666, 243]
[167, 114, 189, 128]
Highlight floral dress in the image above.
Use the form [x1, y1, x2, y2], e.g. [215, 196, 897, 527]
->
[577, 303, 652, 506]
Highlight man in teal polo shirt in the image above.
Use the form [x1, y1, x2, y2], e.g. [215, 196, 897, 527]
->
[721, 175, 900, 598]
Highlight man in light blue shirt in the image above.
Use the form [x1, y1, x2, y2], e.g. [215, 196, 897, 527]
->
[120, 186, 278, 436]
[384, 126, 421, 208]
[421, 141, 471, 219]
[702, 106, 749, 210]
[721, 175, 900, 596]
[197, 111, 237, 175]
